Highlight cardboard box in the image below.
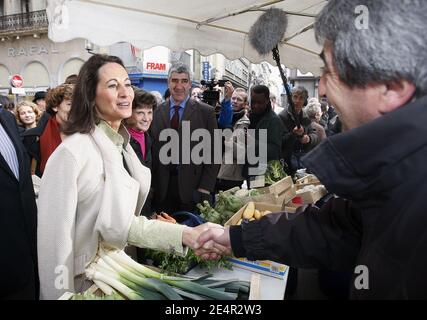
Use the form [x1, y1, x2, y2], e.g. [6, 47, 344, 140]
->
[225, 202, 289, 279]
[228, 257, 289, 280]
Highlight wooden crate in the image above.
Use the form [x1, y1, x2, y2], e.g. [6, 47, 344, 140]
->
[296, 185, 328, 204]
[295, 174, 321, 189]
[224, 202, 283, 226]
[261, 176, 294, 195]
[224, 202, 288, 279]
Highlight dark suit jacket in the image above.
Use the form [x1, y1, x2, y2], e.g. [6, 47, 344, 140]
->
[0, 110, 38, 299]
[150, 98, 220, 205]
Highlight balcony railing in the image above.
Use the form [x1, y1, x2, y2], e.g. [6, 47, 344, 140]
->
[0, 10, 48, 33]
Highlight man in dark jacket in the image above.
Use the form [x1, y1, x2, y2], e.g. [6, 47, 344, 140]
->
[195, 0, 427, 299]
[150, 62, 220, 214]
[0, 109, 38, 299]
[245, 85, 284, 186]
[279, 86, 319, 175]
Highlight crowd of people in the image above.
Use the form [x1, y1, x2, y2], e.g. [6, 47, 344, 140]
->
[1, 0, 426, 300]
[0, 55, 333, 300]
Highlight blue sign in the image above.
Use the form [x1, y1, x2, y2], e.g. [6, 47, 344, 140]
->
[202, 62, 210, 81]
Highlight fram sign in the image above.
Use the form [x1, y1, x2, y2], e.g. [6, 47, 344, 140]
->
[143, 47, 170, 75]
[146, 62, 167, 71]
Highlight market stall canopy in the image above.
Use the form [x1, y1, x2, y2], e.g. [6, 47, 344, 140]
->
[47, 0, 327, 75]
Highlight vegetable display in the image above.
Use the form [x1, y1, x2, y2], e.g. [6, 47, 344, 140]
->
[144, 189, 255, 276]
[69, 245, 250, 300]
[143, 203, 234, 275]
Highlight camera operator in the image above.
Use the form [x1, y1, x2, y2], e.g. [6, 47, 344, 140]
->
[218, 81, 234, 129]
[190, 86, 203, 102]
[200, 80, 233, 129]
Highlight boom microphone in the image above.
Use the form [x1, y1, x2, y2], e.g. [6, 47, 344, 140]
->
[249, 8, 301, 128]
[249, 8, 288, 56]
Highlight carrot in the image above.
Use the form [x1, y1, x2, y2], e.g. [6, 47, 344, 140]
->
[160, 212, 177, 224]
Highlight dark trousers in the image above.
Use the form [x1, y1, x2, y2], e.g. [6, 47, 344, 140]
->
[154, 174, 196, 214]
[318, 269, 352, 300]
[1, 267, 38, 300]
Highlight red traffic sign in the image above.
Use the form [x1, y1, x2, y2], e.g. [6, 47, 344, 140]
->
[10, 74, 24, 88]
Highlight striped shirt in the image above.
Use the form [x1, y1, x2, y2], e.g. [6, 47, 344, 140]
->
[0, 122, 19, 180]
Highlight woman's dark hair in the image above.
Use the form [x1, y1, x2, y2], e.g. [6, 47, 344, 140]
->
[133, 88, 157, 111]
[63, 54, 125, 135]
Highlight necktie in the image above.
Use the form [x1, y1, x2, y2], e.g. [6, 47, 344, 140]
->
[171, 105, 180, 130]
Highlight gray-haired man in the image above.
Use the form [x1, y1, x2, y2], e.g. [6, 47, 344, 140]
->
[150, 63, 220, 214]
[195, 0, 427, 299]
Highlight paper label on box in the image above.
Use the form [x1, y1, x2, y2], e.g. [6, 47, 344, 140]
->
[229, 257, 289, 279]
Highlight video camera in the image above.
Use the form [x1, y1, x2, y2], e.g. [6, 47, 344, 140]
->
[200, 79, 227, 107]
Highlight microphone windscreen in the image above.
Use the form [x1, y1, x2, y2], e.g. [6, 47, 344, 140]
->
[249, 8, 288, 55]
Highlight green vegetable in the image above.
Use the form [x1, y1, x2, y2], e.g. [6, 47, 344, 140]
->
[248, 189, 260, 197]
[212, 191, 244, 224]
[143, 249, 232, 276]
[83, 245, 238, 300]
[198, 201, 221, 223]
[264, 160, 287, 186]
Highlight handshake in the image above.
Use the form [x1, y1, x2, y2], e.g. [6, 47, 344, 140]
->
[182, 223, 233, 260]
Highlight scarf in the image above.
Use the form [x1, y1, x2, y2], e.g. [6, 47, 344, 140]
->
[232, 109, 246, 126]
[39, 116, 62, 174]
[128, 127, 146, 160]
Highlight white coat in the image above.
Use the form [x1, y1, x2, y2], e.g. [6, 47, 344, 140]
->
[37, 126, 185, 299]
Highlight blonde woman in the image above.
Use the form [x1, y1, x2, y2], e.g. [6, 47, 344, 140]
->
[16, 101, 41, 131]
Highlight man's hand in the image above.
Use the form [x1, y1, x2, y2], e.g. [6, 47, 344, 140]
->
[194, 225, 232, 260]
[293, 126, 304, 137]
[182, 223, 228, 260]
[224, 81, 234, 100]
[300, 134, 310, 144]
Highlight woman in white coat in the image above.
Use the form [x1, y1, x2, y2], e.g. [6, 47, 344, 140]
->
[37, 55, 219, 300]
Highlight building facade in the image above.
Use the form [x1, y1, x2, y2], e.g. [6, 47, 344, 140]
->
[0, 0, 90, 97]
[0, 0, 252, 100]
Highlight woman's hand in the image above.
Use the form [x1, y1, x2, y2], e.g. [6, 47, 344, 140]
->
[182, 223, 228, 259]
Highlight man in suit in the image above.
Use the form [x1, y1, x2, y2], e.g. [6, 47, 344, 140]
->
[0, 109, 38, 299]
[151, 62, 220, 214]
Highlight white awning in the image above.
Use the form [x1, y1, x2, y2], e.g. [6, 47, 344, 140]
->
[47, 0, 327, 75]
